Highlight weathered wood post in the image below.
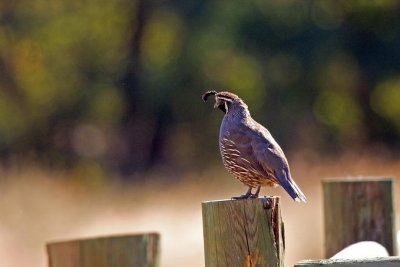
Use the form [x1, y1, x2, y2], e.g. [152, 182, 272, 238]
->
[323, 177, 396, 257]
[47, 233, 160, 267]
[202, 197, 284, 267]
[295, 257, 400, 267]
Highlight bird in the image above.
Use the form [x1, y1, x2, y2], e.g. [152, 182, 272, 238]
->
[202, 90, 306, 202]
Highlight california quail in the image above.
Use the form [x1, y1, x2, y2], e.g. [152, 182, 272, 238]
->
[202, 90, 306, 202]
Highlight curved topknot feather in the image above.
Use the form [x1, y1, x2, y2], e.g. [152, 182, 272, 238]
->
[202, 91, 217, 102]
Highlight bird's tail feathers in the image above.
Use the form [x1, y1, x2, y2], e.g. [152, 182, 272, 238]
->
[287, 179, 307, 203]
[279, 170, 307, 203]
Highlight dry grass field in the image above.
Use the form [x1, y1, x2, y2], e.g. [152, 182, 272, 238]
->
[1, 151, 399, 267]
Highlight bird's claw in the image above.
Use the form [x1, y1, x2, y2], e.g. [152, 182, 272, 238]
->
[231, 193, 259, 200]
[231, 194, 248, 200]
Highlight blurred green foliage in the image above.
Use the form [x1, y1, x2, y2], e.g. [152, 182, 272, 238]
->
[0, 0, 400, 175]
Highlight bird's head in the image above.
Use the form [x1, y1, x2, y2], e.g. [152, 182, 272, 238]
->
[202, 91, 248, 114]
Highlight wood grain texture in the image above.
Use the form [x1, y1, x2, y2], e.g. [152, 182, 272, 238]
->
[47, 233, 160, 267]
[295, 256, 400, 267]
[323, 177, 396, 257]
[202, 197, 284, 267]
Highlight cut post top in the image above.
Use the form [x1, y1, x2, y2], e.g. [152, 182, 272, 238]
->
[202, 196, 280, 204]
[47, 232, 160, 246]
[322, 176, 394, 183]
[296, 256, 400, 266]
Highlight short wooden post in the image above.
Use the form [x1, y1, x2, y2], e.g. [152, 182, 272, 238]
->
[202, 197, 284, 267]
[323, 177, 396, 257]
[295, 257, 400, 267]
[47, 233, 160, 267]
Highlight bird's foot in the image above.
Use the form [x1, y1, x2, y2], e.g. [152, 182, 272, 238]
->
[232, 187, 251, 200]
[232, 186, 260, 200]
[232, 194, 250, 200]
[231, 193, 259, 200]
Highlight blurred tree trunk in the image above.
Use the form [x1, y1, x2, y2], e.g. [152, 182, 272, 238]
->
[0, 2, 26, 159]
[0, 1, 24, 102]
[119, 0, 155, 175]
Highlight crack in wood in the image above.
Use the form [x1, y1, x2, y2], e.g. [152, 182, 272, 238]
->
[243, 202, 253, 267]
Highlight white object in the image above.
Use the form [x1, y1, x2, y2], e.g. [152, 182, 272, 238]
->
[331, 241, 389, 259]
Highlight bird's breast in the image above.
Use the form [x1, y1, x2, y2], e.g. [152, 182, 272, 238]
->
[219, 137, 246, 177]
[219, 134, 278, 188]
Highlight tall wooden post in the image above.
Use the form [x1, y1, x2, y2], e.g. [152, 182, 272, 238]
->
[202, 197, 285, 267]
[47, 233, 160, 267]
[323, 177, 396, 257]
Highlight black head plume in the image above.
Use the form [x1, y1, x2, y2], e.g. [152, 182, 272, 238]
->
[202, 90, 217, 102]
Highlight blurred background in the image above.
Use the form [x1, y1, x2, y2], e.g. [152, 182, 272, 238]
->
[1, 0, 400, 266]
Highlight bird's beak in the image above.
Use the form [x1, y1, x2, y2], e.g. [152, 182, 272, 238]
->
[213, 102, 219, 109]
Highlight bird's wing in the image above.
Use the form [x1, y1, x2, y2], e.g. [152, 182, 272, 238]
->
[251, 128, 307, 202]
[251, 134, 288, 178]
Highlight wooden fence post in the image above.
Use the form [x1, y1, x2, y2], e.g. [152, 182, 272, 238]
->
[47, 233, 160, 267]
[202, 197, 285, 267]
[295, 257, 400, 267]
[323, 177, 396, 257]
